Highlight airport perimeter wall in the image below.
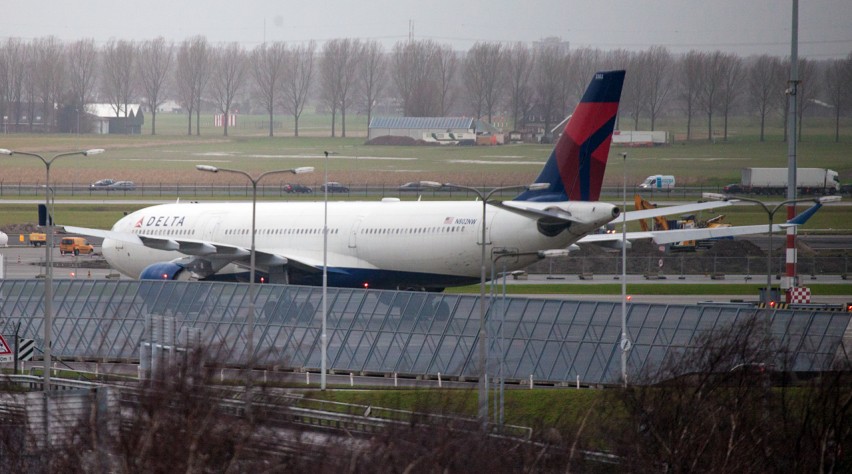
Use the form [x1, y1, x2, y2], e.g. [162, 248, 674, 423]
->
[0, 280, 849, 386]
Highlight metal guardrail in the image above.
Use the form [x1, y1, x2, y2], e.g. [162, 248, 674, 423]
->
[3, 371, 532, 440]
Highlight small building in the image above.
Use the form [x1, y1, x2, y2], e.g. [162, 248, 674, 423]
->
[368, 117, 503, 145]
[86, 104, 144, 134]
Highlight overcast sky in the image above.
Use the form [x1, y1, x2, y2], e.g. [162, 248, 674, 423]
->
[3, 0, 851, 59]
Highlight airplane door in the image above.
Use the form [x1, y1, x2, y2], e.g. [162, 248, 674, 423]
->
[348, 216, 365, 249]
[203, 213, 225, 241]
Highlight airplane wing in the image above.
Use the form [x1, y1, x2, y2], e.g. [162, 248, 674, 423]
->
[62, 225, 337, 277]
[499, 199, 736, 224]
[621, 200, 737, 221]
[579, 223, 787, 246]
[579, 199, 826, 246]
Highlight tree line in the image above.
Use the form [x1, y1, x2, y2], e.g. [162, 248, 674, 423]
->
[1, 36, 850, 141]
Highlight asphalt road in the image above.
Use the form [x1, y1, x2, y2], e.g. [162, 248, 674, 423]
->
[2, 245, 849, 305]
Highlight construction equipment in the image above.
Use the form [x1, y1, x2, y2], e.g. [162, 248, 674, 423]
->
[634, 195, 731, 251]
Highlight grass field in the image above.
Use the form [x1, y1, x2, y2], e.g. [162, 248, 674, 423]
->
[1, 113, 851, 230]
[2, 113, 851, 187]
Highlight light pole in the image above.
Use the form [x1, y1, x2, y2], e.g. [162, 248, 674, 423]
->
[490, 248, 570, 425]
[0, 148, 104, 391]
[703, 193, 840, 304]
[320, 151, 336, 390]
[620, 152, 630, 386]
[196, 164, 313, 399]
[442, 182, 548, 429]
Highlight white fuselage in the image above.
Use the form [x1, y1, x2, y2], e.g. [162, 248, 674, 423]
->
[103, 199, 617, 289]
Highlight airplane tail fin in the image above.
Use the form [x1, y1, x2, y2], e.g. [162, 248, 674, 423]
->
[514, 70, 625, 202]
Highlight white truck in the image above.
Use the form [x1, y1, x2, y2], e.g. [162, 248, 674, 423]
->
[724, 168, 840, 195]
[638, 175, 675, 191]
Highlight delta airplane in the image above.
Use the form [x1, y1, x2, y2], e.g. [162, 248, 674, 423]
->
[62, 70, 824, 291]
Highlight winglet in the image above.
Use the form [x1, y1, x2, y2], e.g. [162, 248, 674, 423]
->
[785, 202, 822, 226]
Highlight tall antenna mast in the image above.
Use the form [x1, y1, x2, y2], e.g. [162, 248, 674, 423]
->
[784, 0, 799, 300]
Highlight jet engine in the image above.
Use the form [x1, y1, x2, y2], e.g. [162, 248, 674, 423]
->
[139, 262, 191, 280]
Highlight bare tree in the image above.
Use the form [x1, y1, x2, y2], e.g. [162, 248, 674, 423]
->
[65, 38, 98, 134]
[642, 46, 673, 131]
[464, 42, 504, 122]
[747, 54, 784, 142]
[718, 53, 744, 141]
[357, 40, 385, 128]
[699, 51, 726, 141]
[281, 41, 315, 137]
[534, 42, 565, 136]
[102, 39, 137, 120]
[610, 316, 776, 473]
[823, 54, 852, 142]
[319, 39, 343, 137]
[175, 40, 195, 135]
[32, 36, 65, 132]
[176, 36, 211, 136]
[250, 41, 287, 137]
[795, 58, 818, 141]
[23, 43, 36, 131]
[137, 37, 174, 135]
[567, 47, 603, 105]
[505, 42, 534, 131]
[624, 51, 647, 130]
[391, 39, 440, 117]
[2, 39, 27, 128]
[679, 50, 705, 141]
[434, 44, 458, 117]
[210, 42, 248, 137]
[318, 38, 364, 137]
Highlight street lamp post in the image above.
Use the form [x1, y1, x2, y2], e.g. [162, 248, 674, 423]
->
[703, 193, 840, 304]
[490, 248, 570, 425]
[320, 151, 338, 390]
[196, 164, 313, 401]
[0, 148, 104, 391]
[442, 182, 548, 429]
[620, 152, 630, 386]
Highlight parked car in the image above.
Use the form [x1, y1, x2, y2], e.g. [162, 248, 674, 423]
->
[107, 180, 136, 191]
[321, 182, 349, 193]
[398, 181, 443, 192]
[284, 183, 312, 194]
[722, 183, 743, 194]
[90, 179, 116, 190]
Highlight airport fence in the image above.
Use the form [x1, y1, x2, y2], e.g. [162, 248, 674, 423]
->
[528, 253, 852, 279]
[0, 182, 738, 200]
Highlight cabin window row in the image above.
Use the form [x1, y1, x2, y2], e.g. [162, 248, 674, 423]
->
[224, 228, 340, 236]
[132, 228, 195, 236]
[362, 226, 466, 235]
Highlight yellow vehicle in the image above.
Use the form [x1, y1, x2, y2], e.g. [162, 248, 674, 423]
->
[29, 232, 47, 247]
[59, 236, 94, 256]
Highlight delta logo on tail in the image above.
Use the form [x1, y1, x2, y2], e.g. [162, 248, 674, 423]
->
[515, 70, 625, 203]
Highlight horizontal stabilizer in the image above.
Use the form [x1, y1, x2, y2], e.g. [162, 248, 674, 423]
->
[497, 201, 594, 224]
[622, 200, 736, 221]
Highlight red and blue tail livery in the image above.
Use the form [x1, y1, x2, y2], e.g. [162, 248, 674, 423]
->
[515, 70, 625, 202]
